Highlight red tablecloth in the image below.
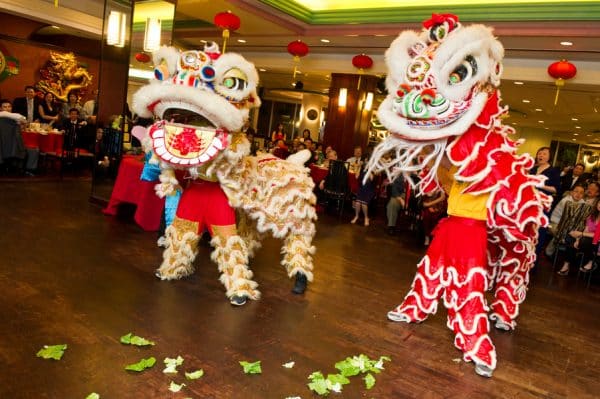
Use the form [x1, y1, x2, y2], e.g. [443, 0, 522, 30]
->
[21, 131, 64, 154]
[309, 164, 359, 193]
[103, 155, 165, 231]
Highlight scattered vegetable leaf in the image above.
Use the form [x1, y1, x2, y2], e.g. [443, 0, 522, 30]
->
[120, 333, 155, 346]
[168, 381, 185, 393]
[36, 344, 67, 360]
[283, 361, 295, 369]
[185, 369, 204, 380]
[163, 356, 184, 374]
[125, 357, 156, 372]
[364, 373, 376, 389]
[85, 394, 100, 399]
[239, 360, 262, 374]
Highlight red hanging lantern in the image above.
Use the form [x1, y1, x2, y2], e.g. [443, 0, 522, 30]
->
[547, 59, 577, 105]
[287, 40, 309, 80]
[214, 11, 240, 53]
[352, 53, 373, 89]
[135, 52, 151, 63]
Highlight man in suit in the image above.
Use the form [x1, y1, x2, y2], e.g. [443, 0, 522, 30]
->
[60, 108, 88, 150]
[12, 86, 40, 123]
[560, 163, 590, 194]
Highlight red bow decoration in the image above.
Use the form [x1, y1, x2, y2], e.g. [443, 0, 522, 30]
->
[422, 13, 459, 30]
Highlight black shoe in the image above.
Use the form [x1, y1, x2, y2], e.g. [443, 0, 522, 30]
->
[292, 272, 308, 294]
[387, 226, 396, 236]
[230, 295, 247, 306]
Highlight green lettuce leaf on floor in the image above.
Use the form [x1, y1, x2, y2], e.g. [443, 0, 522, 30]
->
[36, 344, 67, 360]
[364, 373, 376, 389]
[163, 356, 184, 374]
[168, 381, 185, 393]
[239, 360, 262, 374]
[125, 357, 156, 372]
[120, 333, 155, 346]
[282, 361, 295, 369]
[85, 393, 100, 399]
[185, 369, 204, 380]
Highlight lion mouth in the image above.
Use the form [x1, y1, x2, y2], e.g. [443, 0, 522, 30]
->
[163, 107, 215, 129]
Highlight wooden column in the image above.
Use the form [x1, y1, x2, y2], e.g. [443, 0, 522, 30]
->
[323, 73, 378, 160]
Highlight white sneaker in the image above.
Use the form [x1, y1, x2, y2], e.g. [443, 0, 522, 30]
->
[157, 236, 168, 248]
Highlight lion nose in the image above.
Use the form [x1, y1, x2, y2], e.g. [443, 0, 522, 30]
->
[420, 88, 436, 105]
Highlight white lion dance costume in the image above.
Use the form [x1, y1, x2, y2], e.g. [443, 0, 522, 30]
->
[366, 14, 550, 377]
[132, 43, 317, 306]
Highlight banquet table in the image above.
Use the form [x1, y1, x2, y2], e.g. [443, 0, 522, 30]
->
[309, 164, 359, 193]
[21, 130, 64, 154]
[103, 155, 165, 231]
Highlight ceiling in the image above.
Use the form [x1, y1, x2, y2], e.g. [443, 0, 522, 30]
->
[13, 0, 600, 145]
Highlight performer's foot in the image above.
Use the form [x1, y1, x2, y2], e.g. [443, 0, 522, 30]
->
[230, 295, 248, 306]
[364, 218, 370, 226]
[292, 272, 308, 294]
[494, 318, 512, 331]
[474, 362, 494, 378]
[351, 216, 358, 224]
[387, 309, 411, 322]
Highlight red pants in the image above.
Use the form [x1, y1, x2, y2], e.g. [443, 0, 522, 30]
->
[175, 180, 236, 234]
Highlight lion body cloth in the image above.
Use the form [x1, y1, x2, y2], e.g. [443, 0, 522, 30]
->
[132, 44, 317, 306]
[366, 14, 550, 377]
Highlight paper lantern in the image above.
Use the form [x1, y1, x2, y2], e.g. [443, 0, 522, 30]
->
[287, 40, 309, 81]
[352, 53, 373, 89]
[547, 59, 577, 105]
[214, 11, 240, 53]
[135, 52, 151, 63]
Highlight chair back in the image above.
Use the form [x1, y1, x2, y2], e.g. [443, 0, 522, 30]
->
[323, 160, 349, 195]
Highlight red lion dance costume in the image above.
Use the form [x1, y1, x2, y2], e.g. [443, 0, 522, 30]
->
[365, 14, 550, 377]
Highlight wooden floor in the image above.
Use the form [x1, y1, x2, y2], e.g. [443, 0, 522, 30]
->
[1, 180, 599, 399]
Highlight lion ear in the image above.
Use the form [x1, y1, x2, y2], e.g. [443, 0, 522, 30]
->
[152, 46, 180, 81]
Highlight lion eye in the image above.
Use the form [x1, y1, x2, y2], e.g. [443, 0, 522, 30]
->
[221, 68, 248, 90]
[448, 55, 477, 85]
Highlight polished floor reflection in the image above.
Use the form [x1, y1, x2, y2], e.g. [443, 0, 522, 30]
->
[1, 180, 599, 398]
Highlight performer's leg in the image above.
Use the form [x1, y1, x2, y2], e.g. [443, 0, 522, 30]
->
[361, 203, 370, 226]
[281, 232, 315, 294]
[444, 267, 496, 377]
[210, 224, 260, 306]
[489, 237, 533, 331]
[236, 212, 263, 259]
[387, 253, 444, 323]
[156, 217, 200, 280]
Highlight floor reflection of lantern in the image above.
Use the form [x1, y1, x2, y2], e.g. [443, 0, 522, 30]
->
[352, 53, 373, 89]
[214, 11, 240, 53]
[547, 59, 576, 106]
[287, 40, 309, 83]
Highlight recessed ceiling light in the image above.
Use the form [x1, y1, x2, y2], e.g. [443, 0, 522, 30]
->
[514, 81, 524, 85]
[571, 117, 578, 121]
[538, 120, 544, 123]
[535, 108, 543, 112]
[51, 25, 60, 29]
[375, 34, 388, 37]
[572, 138, 577, 141]
[200, 40, 207, 43]
[544, 127, 549, 130]
[560, 41, 573, 46]
[345, 34, 358, 37]
[259, 68, 266, 72]
[320, 39, 330, 43]
[575, 126, 581, 129]
[237, 39, 246, 43]
[574, 133, 579, 136]
[522, 99, 530, 103]
[587, 134, 592, 137]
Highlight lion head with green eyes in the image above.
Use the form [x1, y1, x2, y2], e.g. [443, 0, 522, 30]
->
[132, 43, 260, 167]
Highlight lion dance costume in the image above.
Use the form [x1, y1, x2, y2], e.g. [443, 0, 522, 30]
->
[132, 43, 317, 306]
[365, 14, 550, 377]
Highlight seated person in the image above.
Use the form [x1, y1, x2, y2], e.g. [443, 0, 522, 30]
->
[320, 149, 338, 171]
[272, 139, 289, 159]
[386, 175, 406, 235]
[549, 183, 585, 235]
[557, 199, 600, 276]
[0, 99, 26, 123]
[60, 108, 88, 150]
[551, 200, 593, 254]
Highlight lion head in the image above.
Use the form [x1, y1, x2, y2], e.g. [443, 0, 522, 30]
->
[378, 14, 504, 141]
[132, 43, 260, 167]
